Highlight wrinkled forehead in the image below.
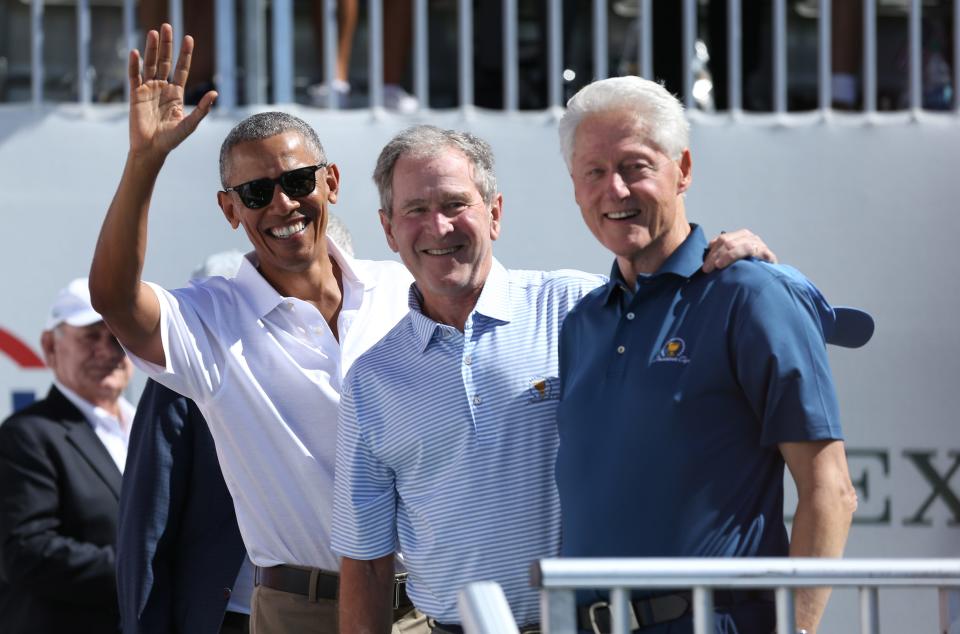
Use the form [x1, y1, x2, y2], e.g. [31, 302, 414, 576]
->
[225, 131, 320, 179]
[572, 110, 663, 158]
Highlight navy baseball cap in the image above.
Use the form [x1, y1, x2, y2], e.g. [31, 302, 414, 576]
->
[772, 264, 874, 349]
[823, 305, 875, 349]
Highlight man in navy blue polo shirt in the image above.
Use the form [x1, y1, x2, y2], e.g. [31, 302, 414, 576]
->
[555, 77, 872, 634]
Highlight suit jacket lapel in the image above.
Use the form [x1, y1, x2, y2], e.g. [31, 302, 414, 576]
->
[47, 387, 123, 500]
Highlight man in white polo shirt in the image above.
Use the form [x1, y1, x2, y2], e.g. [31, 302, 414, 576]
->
[89, 25, 422, 634]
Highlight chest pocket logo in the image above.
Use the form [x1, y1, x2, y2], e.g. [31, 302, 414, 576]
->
[527, 376, 560, 402]
[655, 337, 691, 364]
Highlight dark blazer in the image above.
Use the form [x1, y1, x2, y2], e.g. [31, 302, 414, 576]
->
[0, 385, 122, 633]
[117, 379, 247, 634]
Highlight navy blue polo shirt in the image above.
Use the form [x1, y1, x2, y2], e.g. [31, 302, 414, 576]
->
[556, 224, 843, 563]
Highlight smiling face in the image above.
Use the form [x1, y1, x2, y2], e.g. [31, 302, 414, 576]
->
[571, 109, 692, 282]
[217, 131, 339, 288]
[42, 322, 133, 410]
[379, 148, 501, 322]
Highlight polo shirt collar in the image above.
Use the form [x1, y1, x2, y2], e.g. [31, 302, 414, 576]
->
[602, 224, 707, 305]
[407, 257, 512, 352]
[237, 237, 369, 319]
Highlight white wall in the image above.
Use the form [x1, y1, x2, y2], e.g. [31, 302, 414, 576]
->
[1, 104, 957, 631]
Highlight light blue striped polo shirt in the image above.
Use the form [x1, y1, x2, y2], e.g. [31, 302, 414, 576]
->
[332, 259, 603, 624]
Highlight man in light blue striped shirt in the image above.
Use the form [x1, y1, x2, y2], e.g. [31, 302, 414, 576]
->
[331, 126, 771, 634]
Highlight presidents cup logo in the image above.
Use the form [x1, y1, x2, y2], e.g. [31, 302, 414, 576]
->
[656, 337, 690, 364]
[527, 376, 559, 402]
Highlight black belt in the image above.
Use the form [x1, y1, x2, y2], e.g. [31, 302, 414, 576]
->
[254, 565, 413, 609]
[429, 620, 541, 634]
[578, 590, 773, 633]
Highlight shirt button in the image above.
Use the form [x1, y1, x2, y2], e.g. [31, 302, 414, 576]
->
[617, 345, 626, 354]
[284, 302, 295, 311]
[626, 312, 635, 320]
[312, 325, 324, 334]
[464, 355, 472, 366]
[473, 395, 482, 405]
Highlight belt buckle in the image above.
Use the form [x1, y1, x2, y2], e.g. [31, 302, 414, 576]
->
[588, 600, 641, 634]
[392, 572, 407, 609]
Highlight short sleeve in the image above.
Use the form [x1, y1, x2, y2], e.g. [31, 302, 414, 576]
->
[732, 274, 843, 446]
[330, 375, 399, 560]
[122, 282, 227, 405]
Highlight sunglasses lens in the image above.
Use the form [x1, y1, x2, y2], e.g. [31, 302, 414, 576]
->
[280, 167, 318, 198]
[238, 179, 274, 209]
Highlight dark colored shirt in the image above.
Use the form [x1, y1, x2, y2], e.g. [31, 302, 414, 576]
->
[556, 225, 843, 561]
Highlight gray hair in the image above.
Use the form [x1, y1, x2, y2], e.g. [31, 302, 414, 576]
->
[219, 112, 327, 188]
[372, 125, 497, 216]
[558, 76, 690, 170]
[326, 214, 354, 256]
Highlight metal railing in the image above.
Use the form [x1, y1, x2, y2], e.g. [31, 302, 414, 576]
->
[12, 0, 960, 116]
[456, 558, 960, 634]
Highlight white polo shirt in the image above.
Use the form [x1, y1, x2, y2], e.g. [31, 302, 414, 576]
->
[126, 239, 412, 569]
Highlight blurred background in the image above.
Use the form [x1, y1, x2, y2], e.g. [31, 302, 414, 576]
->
[0, 1, 958, 632]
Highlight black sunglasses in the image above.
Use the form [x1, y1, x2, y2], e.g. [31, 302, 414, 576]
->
[224, 164, 327, 209]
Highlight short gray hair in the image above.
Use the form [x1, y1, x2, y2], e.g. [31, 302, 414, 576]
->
[558, 76, 690, 170]
[372, 125, 497, 216]
[219, 112, 327, 188]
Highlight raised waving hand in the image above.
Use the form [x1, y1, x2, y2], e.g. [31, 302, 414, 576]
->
[128, 23, 216, 158]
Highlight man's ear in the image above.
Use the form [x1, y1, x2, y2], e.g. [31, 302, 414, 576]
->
[489, 193, 503, 241]
[378, 209, 399, 252]
[40, 330, 56, 368]
[324, 163, 341, 205]
[677, 149, 693, 194]
[217, 191, 241, 229]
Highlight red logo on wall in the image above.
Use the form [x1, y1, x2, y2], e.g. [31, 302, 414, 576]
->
[0, 328, 45, 368]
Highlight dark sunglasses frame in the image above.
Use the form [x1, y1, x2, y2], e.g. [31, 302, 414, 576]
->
[224, 163, 327, 209]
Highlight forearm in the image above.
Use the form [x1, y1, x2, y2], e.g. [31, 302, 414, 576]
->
[339, 555, 395, 634]
[789, 484, 856, 632]
[89, 150, 167, 363]
[90, 150, 162, 317]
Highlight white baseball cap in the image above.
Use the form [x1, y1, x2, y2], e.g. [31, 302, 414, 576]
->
[45, 278, 103, 331]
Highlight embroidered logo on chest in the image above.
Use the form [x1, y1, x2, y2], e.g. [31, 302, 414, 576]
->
[655, 337, 691, 364]
[527, 376, 559, 402]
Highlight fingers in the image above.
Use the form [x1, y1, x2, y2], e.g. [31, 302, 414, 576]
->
[702, 229, 780, 272]
[181, 91, 218, 136]
[157, 23, 175, 82]
[757, 245, 778, 264]
[128, 50, 142, 93]
[142, 29, 159, 82]
[171, 35, 194, 88]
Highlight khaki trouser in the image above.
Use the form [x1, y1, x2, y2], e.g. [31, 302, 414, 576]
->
[250, 584, 428, 634]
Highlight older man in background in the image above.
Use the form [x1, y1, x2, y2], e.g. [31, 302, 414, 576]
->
[0, 278, 135, 633]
